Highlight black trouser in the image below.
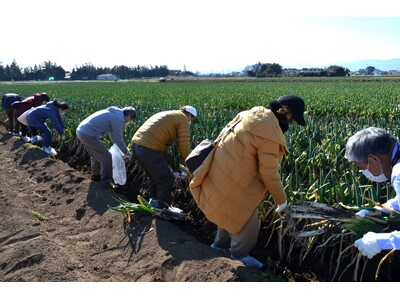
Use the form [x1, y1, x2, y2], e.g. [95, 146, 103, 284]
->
[4, 108, 17, 133]
[131, 143, 175, 205]
[18, 121, 38, 137]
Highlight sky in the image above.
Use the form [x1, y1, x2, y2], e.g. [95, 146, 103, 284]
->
[2, 0, 400, 74]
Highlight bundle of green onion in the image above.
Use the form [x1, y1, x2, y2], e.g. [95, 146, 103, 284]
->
[109, 195, 161, 223]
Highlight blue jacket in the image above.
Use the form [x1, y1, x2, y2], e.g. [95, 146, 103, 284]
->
[27, 101, 65, 134]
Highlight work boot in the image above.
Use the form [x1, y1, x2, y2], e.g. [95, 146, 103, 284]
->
[42, 146, 58, 156]
[210, 243, 231, 256]
[31, 135, 43, 144]
[99, 179, 114, 189]
[21, 136, 31, 142]
[149, 198, 168, 210]
[90, 174, 101, 182]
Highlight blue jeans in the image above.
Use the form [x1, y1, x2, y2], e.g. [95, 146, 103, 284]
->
[32, 124, 52, 147]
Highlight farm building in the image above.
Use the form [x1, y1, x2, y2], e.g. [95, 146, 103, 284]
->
[168, 70, 181, 76]
[97, 74, 118, 80]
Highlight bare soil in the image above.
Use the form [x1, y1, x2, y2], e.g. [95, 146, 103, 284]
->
[0, 126, 287, 282]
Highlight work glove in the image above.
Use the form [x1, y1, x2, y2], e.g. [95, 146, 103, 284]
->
[354, 232, 382, 259]
[275, 201, 287, 213]
[356, 209, 372, 218]
[375, 198, 400, 214]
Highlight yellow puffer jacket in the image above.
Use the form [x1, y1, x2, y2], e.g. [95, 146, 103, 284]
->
[131, 110, 191, 160]
[190, 106, 289, 235]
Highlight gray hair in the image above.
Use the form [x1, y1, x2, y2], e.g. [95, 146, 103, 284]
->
[345, 127, 397, 163]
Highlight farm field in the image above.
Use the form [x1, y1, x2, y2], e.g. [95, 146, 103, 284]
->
[1, 77, 400, 282]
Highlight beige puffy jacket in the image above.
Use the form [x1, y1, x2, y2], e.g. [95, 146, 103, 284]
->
[131, 110, 191, 161]
[190, 106, 289, 235]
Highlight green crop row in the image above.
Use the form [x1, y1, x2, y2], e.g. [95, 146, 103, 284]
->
[3, 77, 400, 280]
[2, 78, 400, 208]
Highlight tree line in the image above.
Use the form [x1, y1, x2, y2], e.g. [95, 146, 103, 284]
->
[244, 62, 350, 77]
[0, 59, 352, 81]
[0, 60, 171, 81]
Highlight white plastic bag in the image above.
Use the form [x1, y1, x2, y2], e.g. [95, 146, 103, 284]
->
[109, 143, 126, 185]
[17, 107, 35, 126]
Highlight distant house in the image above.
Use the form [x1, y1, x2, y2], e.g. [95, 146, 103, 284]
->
[168, 70, 181, 76]
[97, 74, 118, 80]
[64, 72, 71, 80]
[301, 68, 323, 73]
[283, 68, 299, 74]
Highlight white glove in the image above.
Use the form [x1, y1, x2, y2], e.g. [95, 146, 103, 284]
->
[356, 209, 372, 218]
[275, 201, 287, 213]
[354, 232, 382, 259]
[375, 198, 400, 214]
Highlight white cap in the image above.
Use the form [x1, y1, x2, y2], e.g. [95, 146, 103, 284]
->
[183, 105, 197, 118]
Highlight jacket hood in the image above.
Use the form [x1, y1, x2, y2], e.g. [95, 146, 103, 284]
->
[106, 106, 123, 115]
[45, 101, 57, 109]
[242, 106, 289, 154]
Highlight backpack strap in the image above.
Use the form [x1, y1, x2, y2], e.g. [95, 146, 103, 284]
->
[214, 117, 242, 145]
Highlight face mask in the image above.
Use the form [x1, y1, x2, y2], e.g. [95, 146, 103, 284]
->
[361, 162, 387, 182]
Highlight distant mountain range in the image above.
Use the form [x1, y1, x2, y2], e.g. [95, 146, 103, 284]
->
[335, 58, 400, 71]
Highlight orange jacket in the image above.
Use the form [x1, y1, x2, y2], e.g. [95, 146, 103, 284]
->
[190, 106, 289, 235]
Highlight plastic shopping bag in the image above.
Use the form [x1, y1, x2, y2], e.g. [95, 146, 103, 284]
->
[17, 107, 35, 126]
[109, 143, 126, 185]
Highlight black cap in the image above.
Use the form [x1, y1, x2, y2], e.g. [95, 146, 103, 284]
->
[277, 95, 306, 126]
[40, 93, 50, 102]
[123, 107, 136, 119]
